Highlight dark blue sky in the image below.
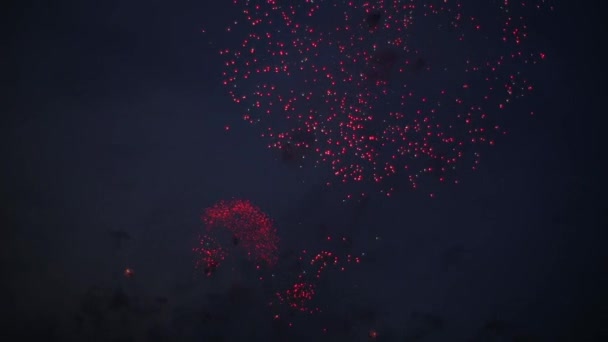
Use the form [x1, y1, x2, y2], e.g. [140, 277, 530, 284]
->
[2, 0, 606, 341]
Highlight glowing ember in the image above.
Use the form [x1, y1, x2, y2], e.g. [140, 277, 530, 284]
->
[123, 267, 134, 278]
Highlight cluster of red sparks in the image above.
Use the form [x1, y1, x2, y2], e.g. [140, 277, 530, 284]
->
[193, 203, 365, 326]
[220, 0, 553, 197]
[270, 236, 364, 324]
[193, 234, 227, 277]
[193, 199, 279, 277]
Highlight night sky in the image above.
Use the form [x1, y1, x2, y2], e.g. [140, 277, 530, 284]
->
[2, 0, 607, 341]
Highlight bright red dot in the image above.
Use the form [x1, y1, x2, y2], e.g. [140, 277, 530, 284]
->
[369, 329, 378, 339]
[124, 268, 134, 278]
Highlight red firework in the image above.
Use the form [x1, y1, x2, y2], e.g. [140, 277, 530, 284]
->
[201, 199, 279, 268]
[220, 0, 553, 197]
[271, 237, 364, 322]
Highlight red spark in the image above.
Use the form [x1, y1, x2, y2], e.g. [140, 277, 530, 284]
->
[369, 329, 378, 339]
[123, 267, 134, 278]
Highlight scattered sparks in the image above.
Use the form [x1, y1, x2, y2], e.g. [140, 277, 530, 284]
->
[221, 0, 553, 198]
[270, 234, 364, 323]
